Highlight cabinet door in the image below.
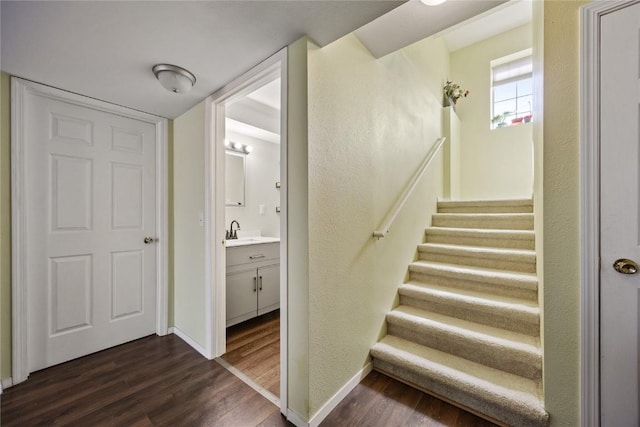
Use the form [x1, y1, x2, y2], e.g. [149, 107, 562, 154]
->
[226, 268, 257, 327]
[257, 263, 280, 316]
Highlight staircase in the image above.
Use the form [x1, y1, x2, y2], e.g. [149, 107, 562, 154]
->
[370, 199, 548, 427]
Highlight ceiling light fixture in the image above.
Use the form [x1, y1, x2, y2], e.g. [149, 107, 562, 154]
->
[152, 64, 196, 94]
[420, 0, 447, 5]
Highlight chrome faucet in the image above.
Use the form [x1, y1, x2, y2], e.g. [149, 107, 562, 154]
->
[227, 220, 240, 240]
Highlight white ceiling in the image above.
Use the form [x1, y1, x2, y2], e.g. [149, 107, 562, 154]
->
[221, 0, 532, 145]
[227, 96, 280, 136]
[440, 0, 532, 52]
[246, 78, 281, 111]
[226, 78, 281, 144]
[0, 0, 403, 119]
[355, 0, 508, 59]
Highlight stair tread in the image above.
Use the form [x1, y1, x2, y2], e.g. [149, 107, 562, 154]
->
[372, 199, 546, 425]
[400, 281, 539, 314]
[371, 336, 546, 417]
[418, 243, 536, 258]
[410, 260, 538, 282]
[388, 305, 541, 355]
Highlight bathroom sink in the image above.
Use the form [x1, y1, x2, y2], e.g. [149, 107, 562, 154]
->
[226, 236, 280, 247]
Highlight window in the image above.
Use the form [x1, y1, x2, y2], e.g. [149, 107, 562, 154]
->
[491, 51, 533, 129]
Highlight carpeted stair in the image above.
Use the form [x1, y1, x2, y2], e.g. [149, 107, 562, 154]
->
[371, 199, 548, 427]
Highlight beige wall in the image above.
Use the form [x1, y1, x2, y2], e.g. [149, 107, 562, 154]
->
[1, 72, 11, 380]
[307, 33, 448, 417]
[542, 2, 586, 426]
[167, 119, 175, 326]
[451, 24, 533, 200]
[0, 7, 587, 424]
[443, 106, 461, 199]
[286, 37, 311, 419]
[172, 101, 207, 347]
[531, 0, 545, 407]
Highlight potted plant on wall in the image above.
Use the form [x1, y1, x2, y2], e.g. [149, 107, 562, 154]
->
[443, 80, 469, 111]
[491, 111, 511, 128]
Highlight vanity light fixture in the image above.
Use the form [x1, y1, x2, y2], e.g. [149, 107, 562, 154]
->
[226, 141, 252, 155]
[420, 0, 447, 5]
[152, 64, 196, 94]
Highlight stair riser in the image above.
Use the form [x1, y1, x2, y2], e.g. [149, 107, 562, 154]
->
[386, 322, 541, 381]
[419, 252, 536, 273]
[399, 294, 540, 336]
[438, 206, 533, 214]
[425, 232, 535, 250]
[409, 271, 538, 301]
[371, 361, 547, 427]
[437, 200, 533, 214]
[432, 215, 534, 230]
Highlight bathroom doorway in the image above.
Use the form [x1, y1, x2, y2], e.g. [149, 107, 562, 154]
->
[204, 49, 288, 412]
[220, 74, 282, 403]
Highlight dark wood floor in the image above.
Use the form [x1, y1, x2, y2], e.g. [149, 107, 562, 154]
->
[1, 332, 496, 427]
[222, 310, 280, 397]
[0, 334, 289, 427]
[321, 370, 498, 427]
[221, 310, 495, 426]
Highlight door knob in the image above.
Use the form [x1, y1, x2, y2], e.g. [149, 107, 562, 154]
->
[144, 237, 155, 244]
[613, 258, 639, 275]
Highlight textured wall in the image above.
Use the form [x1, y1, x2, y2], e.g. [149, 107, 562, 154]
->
[307, 33, 448, 417]
[1, 72, 11, 381]
[167, 119, 174, 327]
[451, 24, 533, 200]
[531, 0, 544, 404]
[286, 37, 311, 420]
[542, 2, 587, 425]
[172, 101, 207, 346]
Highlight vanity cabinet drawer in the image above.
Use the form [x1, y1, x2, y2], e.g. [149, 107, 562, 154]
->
[226, 242, 279, 267]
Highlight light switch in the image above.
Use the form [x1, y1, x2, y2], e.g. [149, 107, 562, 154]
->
[198, 212, 204, 226]
[259, 204, 265, 215]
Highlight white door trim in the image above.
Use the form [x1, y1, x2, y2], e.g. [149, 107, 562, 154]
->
[204, 48, 288, 416]
[580, 1, 639, 425]
[11, 78, 169, 385]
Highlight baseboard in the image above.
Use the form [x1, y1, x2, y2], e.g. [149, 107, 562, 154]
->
[286, 409, 309, 427]
[1, 377, 14, 393]
[308, 362, 373, 427]
[170, 327, 209, 358]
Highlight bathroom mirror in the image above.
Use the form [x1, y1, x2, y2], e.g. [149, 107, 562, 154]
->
[225, 152, 246, 207]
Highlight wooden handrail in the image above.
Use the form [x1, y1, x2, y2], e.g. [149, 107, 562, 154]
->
[373, 137, 447, 239]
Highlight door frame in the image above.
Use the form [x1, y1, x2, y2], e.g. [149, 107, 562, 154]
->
[580, 1, 640, 425]
[204, 48, 288, 414]
[11, 78, 169, 385]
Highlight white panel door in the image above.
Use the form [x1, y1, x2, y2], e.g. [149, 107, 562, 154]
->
[25, 90, 157, 372]
[600, 3, 640, 425]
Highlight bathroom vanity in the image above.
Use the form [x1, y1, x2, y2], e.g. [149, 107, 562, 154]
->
[225, 238, 280, 327]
